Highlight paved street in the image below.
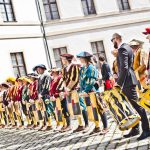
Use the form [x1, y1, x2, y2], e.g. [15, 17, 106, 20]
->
[0, 114, 150, 150]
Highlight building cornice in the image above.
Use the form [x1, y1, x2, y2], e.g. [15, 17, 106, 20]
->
[0, 34, 42, 40]
[46, 17, 150, 37]
[0, 21, 40, 26]
[44, 7, 150, 26]
[1, 18, 149, 40]
[0, 8, 149, 40]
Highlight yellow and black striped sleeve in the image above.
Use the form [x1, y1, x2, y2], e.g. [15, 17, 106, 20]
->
[67, 65, 79, 90]
[56, 77, 65, 92]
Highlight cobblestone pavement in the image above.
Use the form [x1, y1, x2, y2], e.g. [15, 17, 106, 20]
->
[0, 114, 150, 150]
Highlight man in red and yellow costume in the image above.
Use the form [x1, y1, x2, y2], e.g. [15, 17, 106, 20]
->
[6, 77, 18, 128]
[28, 73, 39, 128]
[129, 39, 149, 89]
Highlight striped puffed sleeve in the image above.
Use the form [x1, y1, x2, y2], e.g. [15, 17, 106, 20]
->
[56, 77, 65, 92]
[40, 75, 51, 96]
[67, 64, 79, 90]
[22, 86, 29, 101]
[61, 67, 66, 81]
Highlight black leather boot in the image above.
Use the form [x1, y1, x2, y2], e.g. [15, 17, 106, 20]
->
[137, 130, 150, 141]
[123, 128, 140, 138]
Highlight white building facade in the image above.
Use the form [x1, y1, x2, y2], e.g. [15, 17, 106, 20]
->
[0, 0, 49, 82]
[0, 0, 150, 82]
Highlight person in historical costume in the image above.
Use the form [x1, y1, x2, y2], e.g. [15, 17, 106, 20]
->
[20, 77, 33, 128]
[147, 51, 150, 84]
[33, 64, 54, 131]
[5, 77, 18, 128]
[14, 78, 24, 128]
[143, 27, 150, 83]
[55, 69, 72, 132]
[129, 39, 149, 89]
[60, 53, 89, 133]
[143, 27, 150, 43]
[0, 83, 10, 128]
[28, 73, 39, 129]
[49, 68, 67, 130]
[0, 84, 3, 128]
[111, 33, 150, 140]
[77, 51, 108, 135]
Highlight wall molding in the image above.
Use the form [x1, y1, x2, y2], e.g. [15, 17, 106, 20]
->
[46, 18, 150, 37]
[44, 7, 150, 26]
[0, 21, 40, 26]
[0, 34, 42, 40]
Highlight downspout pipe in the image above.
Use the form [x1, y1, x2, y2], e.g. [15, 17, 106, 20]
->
[35, 0, 52, 69]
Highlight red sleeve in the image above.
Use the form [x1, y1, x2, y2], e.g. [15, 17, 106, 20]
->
[50, 76, 61, 98]
[30, 81, 38, 100]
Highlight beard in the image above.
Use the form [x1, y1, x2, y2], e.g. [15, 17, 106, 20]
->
[114, 42, 118, 49]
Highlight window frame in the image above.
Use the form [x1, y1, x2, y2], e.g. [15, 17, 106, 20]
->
[43, 0, 60, 20]
[117, 0, 130, 11]
[81, 0, 96, 16]
[10, 52, 27, 77]
[53, 47, 67, 68]
[91, 41, 107, 69]
[0, 0, 16, 22]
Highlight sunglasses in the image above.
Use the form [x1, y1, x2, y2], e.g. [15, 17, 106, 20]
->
[111, 38, 115, 42]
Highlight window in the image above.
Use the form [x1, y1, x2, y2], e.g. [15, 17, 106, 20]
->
[91, 41, 107, 69]
[117, 0, 130, 11]
[43, 0, 60, 20]
[10, 52, 27, 77]
[0, 0, 15, 22]
[53, 47, 67, 68]
[81, 0, 96, 15]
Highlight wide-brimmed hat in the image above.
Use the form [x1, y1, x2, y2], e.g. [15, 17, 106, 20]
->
[33, 64, 47, 71]
[6, 77, 16, 83]
[142, 27, 150, 35]
[76, 51, 92, 58]
[1, 82, 10, 88]
[48, 67, 61, 73]
[60, 54, 74, 61]
[18, 77, 32, 83]
[27, 73, 39, 79]
[129, 39, 144, 46]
